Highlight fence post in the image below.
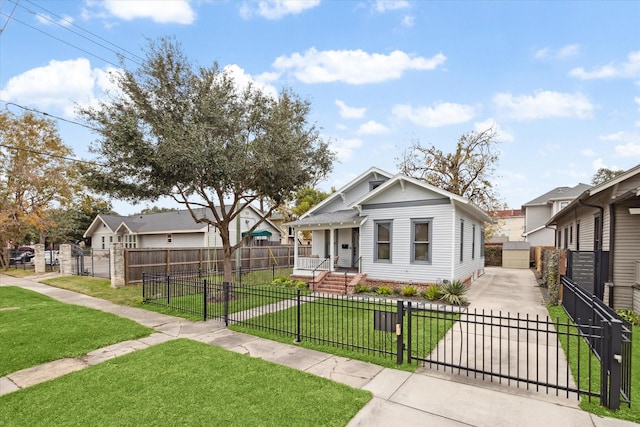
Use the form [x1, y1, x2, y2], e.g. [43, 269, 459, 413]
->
[203, 279, 208, 321]
[406, 301, 412, 364]
[396, 300, 404, 365]
[223, 281, 230, 327]
[166, 274, 170, 305]
[606, 319, 623, 409]
[294, 288, 302, 343]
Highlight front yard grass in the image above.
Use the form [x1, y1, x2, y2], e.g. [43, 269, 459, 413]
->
[548, 305, 639, 424]
[0, 339, 372, 427]
[0, 286, 153, 376]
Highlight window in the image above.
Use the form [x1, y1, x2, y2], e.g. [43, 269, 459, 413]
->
[124, 235, 137, 249]
[369, 180, 385, 191]
[472, 224, 476, 260]
[563, 227, 569, 249]
[167, 234, 172, 243]
[460, 219, 464, 262]
[569, 225, 573, 245]
[288, 227, 295, 237]
[576, 222, 580, 251]
[594, 216, 601, 250]
[109, 236, 113, 243]
[101, 236, 105, 250]
[374, 220, 392, 262]
[556, 230, 561, 249]
[411, 219, 432, 263]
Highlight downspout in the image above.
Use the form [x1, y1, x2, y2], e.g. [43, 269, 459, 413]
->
[577, 199, 605, 299]
[608, 202, 616, 307]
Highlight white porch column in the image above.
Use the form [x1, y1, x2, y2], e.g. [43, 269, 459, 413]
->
[293, 230, 299, 269]
[329, 227, 335, 272]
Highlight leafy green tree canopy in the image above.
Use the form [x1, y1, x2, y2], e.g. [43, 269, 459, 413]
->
[78, 37, 335, 282]
[291, 187, 333, 218]
[397, 127, 502, 212]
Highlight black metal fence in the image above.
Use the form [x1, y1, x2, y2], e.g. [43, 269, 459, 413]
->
[561, 275, 632, 409]
[141, 270, 632, 409]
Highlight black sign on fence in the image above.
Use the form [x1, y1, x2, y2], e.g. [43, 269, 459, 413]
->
[374, 310, 397, 332]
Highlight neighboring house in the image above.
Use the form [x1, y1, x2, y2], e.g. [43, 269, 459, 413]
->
[489, 209, 524, 243]
[522, 183, 591, 247]
[286, 167, 492, 288]
[268, 210, 298, 245]
[84, 206, 282, 253]
[547, 163, 640, 311]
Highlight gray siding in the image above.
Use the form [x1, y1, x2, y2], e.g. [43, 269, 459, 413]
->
[317, 174, 390, 214]
[453, 209, 486, 281]
[360, 203, 454, 283]
[142, 233, 205, 248]
[612, 202, 640, 309]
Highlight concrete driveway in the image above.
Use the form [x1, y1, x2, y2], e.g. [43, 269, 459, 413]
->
[418, 266, 576, 402]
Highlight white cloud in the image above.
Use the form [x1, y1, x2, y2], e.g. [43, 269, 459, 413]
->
[599, 131, 626, 141]
[493, 90, 594, 120]
[374, 1, 410, 13]
[392, 102, 477, 127]
[537, 143, 561, 157]
[102, 0, 195, 24]
[0, 58, 118, 117]
[592, 158, 607, 171]
[473, 118, 514, 142]
[222, 64, 279, 99]
[581, 148, 596, 157]
[35, 13, 74, 27]
[335, 100, 366, 119]
[569, 50, 640, 80]
[357, 120, 389, 135]
[272, 48, 446, 84]
[535, 44, 580, 59]
[330, 137, 363, 161]
[614, 141, 640, 157]
[240, 0, 320, 20]
[401, 15, 415, 28]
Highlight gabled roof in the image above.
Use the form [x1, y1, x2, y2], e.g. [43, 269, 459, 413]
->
[299, 166, 393, 220]
[351, 174, 493, 223]
[523, 183, 592, 207]
[84, 205, 281, 237]
[547, 163, 640, 226]
[286, 210, 363, 227]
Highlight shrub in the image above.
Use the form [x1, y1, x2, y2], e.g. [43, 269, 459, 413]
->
[401, 285, 418, 297]
[616, 309, 640, 326]
[369, 286, 378, 294]
[376, 285, 393, 296]
[441, 280, 468, 306]
[354, 283, 369, 294]
[292, 280, 308, 290]
[270, 277, 308, 289]
[422, 284, 443, 301]
[271, 276, 289, 287]
[392, 287, 402, 296]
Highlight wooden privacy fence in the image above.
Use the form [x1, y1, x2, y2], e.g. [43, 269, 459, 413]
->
[125, 245, 311, 284]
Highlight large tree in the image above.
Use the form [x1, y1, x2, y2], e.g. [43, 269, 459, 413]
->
[79, 37, 335, 284]
[591, 167, 625, 186]
[397, 128, 502, 212]
[0, 111, 79, 267]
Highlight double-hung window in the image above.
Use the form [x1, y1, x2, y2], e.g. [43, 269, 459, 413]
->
[374, 220, 392, 262]
[411, 219, 432, 263]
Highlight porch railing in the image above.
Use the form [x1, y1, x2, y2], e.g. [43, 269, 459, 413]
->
[296, 256, 329, 271]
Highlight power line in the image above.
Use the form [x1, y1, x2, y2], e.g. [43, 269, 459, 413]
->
[1, 99, 98, 131]
[0, 0, 19, 35]
[16, 0, 143, 66]
[0, 142, 102, 166]
[0, 11, 122, 68]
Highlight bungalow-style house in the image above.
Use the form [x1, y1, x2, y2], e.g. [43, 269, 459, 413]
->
[84, 205, 282, 253]
[522, 183, 592, 247]
[547, 164, 640, 311]
[286, 167, 492, 291]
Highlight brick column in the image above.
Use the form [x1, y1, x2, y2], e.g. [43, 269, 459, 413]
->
[34, 244, 45, 274]
[110, 242, 125, 288]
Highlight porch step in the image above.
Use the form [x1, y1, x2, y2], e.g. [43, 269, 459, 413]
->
[314, 273, 354, 295]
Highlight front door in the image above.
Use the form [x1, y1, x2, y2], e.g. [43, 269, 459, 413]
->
[351, 228, 359, 269]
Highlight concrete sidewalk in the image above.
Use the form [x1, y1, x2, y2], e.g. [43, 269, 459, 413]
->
[0, 271, 636, 426]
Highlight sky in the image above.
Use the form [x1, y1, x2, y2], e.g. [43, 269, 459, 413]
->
[1, 0, 639, 216]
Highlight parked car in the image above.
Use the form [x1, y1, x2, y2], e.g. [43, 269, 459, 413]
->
[9, 251, 34, 265]
[45, 250, 59, 265]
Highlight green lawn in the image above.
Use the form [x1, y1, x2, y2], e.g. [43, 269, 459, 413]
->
[549, 305, 639, 424]
[231, 298, 459, 371]
[0, 339, 372, 427]
[0, 286, 153, 376]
